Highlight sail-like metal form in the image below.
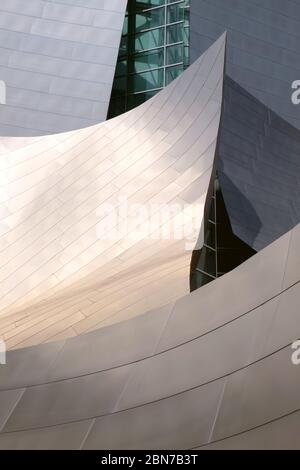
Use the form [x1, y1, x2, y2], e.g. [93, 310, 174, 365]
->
[0, 0, 127, 136]
[0, 35, 226, 349]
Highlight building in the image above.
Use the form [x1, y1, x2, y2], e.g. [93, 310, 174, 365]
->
[0, 1, 299, 450]
[0, 0, 127, 135]
[108, 0, 190, 118]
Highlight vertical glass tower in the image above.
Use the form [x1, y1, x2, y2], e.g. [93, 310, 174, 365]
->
[109, 0, 190, 118]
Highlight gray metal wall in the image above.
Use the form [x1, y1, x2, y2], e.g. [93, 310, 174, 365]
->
[0, 0, 127, 136]
[0, 224, 299, 449]
[190, 0, 300, 129]
[218, 77, 300, 251]
[189, 0, 300, 251]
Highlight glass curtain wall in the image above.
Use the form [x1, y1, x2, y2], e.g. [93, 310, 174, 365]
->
[190, 177, 257, 291]
[108, 0, 190, 118]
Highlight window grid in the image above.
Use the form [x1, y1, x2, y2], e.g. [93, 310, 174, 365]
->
[191, 181, 218, 290]
[191, 176, 256, 291]
[109, 0, 190, 118]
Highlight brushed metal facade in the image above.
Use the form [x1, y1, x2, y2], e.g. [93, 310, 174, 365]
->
[0, 0, 127, 136]
[217, 76, 300, 251]
[0, 31, 299, 449]
[0, 223, 299, 449]
[190, 0, 300, 130]
[0, 35, 226, 348]
[189, 0, 300, 251]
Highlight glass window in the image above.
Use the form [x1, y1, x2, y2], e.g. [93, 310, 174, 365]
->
[136, 0, 165, 9]
[183, 25, 189, 45]
[132, 48, 164, 73]
[167, 3, 185, 23]
[115, 59, 127, 77]
[166, 64, 183, 85]
[166, 23, 183, 44]
[113, 75, 127, 93]
[196, 246, 216, 277]
[209, 197, 215, 222]
[205, 221, 216, 248]
[109, 0, 190, 118]
[190, 271, 213, 291]
[129, 68, 164, 93]
[166, 44, 183, 65]
[184, 1, 190, 21]
[135, 28, 165, 52]
[119, 35, 128, 56]
[122, 15, 128, 35]
[183, 44, 189, 66]
[135, 7, 165, 33]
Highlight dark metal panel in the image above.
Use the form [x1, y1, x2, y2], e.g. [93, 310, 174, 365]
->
[190, 0, 300, 129]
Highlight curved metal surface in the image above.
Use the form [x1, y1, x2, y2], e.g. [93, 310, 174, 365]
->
[0, 223, 299, 449]
[0, 26, 299, 449]
[0, 35, 226, 349]
[190, 0, 300, 254]
[217, 76, 300, 251]
[0, 0, 127, 136]
[190, 0, 300, 130]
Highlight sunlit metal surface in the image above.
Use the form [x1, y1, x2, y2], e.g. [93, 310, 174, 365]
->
[0, 223, 299, 449]
[0, 0, 127, 136]
[0, 35, 226, 349]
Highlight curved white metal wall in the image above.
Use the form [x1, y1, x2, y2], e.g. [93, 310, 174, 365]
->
[0, 0, 127, 136]
[0, 35, 226, 349]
